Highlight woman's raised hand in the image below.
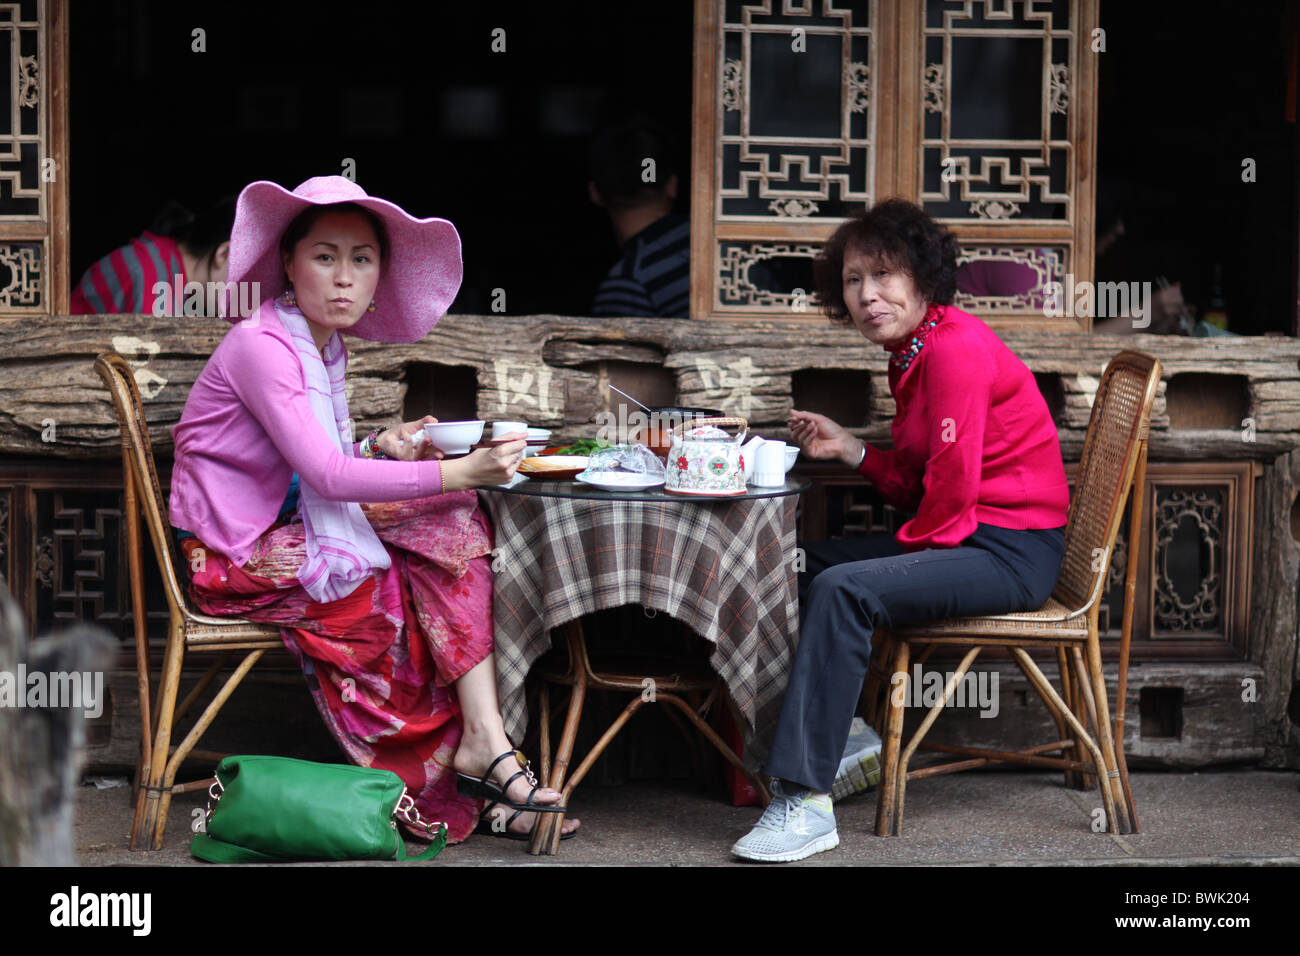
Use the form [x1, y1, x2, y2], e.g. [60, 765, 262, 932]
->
[788, 409, 863, 468]
[441, 434, 527, 491]
[377, 415, 443, 461]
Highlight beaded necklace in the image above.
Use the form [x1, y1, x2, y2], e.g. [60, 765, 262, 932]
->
[886, 304, 944, 374]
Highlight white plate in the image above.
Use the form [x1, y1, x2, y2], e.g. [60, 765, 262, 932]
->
[576, 471, 666, 491]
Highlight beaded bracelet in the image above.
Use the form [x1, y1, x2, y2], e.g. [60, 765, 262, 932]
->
[362, 429, 391, 460]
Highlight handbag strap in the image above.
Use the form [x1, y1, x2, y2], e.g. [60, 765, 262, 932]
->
[393, 789, 448, 862]
[396, 826, 448, 861]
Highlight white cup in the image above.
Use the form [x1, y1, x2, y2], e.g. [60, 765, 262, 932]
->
[492, 420, 528, 439]
[753, 440, 787, 487]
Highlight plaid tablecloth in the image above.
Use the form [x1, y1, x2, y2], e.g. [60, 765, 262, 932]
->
[477, 489, 800, 769]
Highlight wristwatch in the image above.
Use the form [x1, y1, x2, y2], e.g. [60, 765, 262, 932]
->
[854, 442, 867, 469]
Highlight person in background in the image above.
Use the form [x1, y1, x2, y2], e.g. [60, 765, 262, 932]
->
[70, 196, 235, 315]
[589, 117, 690, 318]
[1088, 180, 1234, 337]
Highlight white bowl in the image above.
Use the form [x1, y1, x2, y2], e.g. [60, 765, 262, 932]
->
[492, 420, 529, 439]
[423, 420, 484, 455]
[784, 446, 799, 472]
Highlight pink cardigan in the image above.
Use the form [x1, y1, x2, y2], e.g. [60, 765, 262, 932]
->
[857, 304, 1069, 551]
[169, 306, 444, 567]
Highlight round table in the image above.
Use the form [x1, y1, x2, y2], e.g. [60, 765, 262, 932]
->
[477, 475, 809, 853]
[484, 474, 809, 502]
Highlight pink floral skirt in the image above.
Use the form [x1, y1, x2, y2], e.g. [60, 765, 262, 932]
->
[181, 492, 494, 843]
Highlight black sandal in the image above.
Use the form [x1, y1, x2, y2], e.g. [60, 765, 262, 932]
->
[456, 749, 567, 812]
[474, 801, 578, 841]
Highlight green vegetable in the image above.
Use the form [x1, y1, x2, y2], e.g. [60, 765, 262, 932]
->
[553, 438, 612, 456]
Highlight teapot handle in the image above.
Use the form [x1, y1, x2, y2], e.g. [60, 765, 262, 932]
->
[670, 416, 749, 442]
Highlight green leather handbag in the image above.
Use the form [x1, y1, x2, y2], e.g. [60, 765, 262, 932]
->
[190, 755, 447, 863]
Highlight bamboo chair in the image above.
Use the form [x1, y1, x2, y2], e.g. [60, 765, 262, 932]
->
[528, 617, 772, 854]
[94, 353, 283, 850]
[869, 350, 1160, 837]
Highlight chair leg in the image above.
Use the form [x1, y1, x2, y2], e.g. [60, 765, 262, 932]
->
[874, 638, 909, 836]
[136, 625, 186, 850]
[658, 693, 770, 805]
[1067, 650, 1097, 790]
[124, 475, 157, 851]
[557, 697, 646, 798]
[1011, 647, 1120, 834]
[1084, 636, 1133, 834]
[530, 622, 587, 856]
[162, 650, 266, 791]
[128, 751, 151, 852]
[662, 691, 707, 780]
[537, 683, 552, 783]
[173, 652, 232, 723]
[891, 647, 982, 833]
[863, 633, 892, 733]
[1055, 647, 1085, 790]
[544, 694, 646, 854]
[1114, 727, 1140, 834]
[1115, 444, 1147, 834]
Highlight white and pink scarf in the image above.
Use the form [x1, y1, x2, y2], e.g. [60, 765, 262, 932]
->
[273, 298, 391, 602]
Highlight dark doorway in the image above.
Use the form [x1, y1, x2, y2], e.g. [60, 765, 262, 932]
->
[1096, 1, 1298, 335]
[69, 0, 694, 317]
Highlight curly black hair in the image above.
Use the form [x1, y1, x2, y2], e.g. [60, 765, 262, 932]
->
[813, 199, 959, 325]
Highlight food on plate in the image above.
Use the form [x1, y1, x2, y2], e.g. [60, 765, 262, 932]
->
[516, 455, 589, 481]
[542, 437, 612, 457]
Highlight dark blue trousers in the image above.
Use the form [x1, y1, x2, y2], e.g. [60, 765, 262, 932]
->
[764, 524, 1066, 794]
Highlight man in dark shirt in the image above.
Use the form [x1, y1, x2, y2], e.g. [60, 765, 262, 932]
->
[589, 118, 690, 318]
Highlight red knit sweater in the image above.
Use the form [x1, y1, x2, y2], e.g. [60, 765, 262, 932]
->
[857, 304, 1069, 551]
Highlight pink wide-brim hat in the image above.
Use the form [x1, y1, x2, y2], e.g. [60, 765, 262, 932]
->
[225, 176, 462, 342]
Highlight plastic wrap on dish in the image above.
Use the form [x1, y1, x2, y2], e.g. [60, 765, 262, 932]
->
[581, 443, 667, 478]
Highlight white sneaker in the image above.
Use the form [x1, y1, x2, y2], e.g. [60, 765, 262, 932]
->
[831, 717, 883, 802]
[730, 780, 839, 862]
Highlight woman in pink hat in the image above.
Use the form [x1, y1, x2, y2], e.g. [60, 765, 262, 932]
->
[168, 176, 578, 845]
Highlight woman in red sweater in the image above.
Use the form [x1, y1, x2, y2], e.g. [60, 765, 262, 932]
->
[732, 199, 1069, 862]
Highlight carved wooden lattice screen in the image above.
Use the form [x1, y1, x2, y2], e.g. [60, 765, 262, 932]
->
[0, 0, 67, 316]
[691, 0, 1098, 328]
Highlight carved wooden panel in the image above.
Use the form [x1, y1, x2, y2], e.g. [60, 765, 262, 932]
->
[717, 0, 876, 224]
[0, 0, 68, 315]
[1071, 461, 1252, 660]
[0, 462, 169, 641]
[693, 0, 883, 319]
[907, 0, 1098, 327]
[692, 0, 1098, 327]
[919, 0, 1074, 223]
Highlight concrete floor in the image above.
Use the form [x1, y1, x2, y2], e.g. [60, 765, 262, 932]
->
[76, 768, 1300, 867]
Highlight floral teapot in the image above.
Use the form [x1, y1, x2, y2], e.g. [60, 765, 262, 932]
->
[664, 417, 749, 496]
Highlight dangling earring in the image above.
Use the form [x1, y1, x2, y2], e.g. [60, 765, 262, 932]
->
[368, 298, 377, 312]
[284, 286, 296, 308]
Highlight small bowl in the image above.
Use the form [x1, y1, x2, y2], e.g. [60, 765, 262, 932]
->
[524, 429, 551, 455]
[784, 446, 799, 472]
[423, 420, 484, 455]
